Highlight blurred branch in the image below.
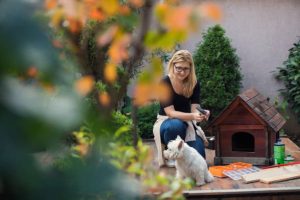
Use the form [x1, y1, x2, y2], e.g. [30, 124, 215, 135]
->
[131, 104, 138, 147]
[112, 0, 154, 109]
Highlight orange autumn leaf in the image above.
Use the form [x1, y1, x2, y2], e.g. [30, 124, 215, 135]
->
[133, 82, 171, 106]
[155, 3, 168, 20]
[98, 92, 110, 106]
[199, 3, 222, 21]
[89, 8, 106, 21]
[67, 17, 82, 33]
[155, 83, 171, 104]
[77, 2, 88, 25]
[76, 144, 89, 156]
[45, 0, 57, 10]
[133, 84, 151, 106]
[75, 75, 94, 96]
[97, 25, 118, 46]
[59, 0, 77, 18]
[119, 5, 131, 16]
[108, 34, 131, 64]
[165, 6, 192, 30]
[104, 62, 117, 83]
[50, 8, 64, 28]
[164, 0, 180, 4]
[100, 0, 119, 15]
[129, 0, 144, 8]
[27, 66, 38, 78]
[84, 0, 96, 4]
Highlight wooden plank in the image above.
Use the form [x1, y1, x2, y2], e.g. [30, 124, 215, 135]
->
[253, 107, 263, 115]
[237, 100, 267, 126]
[262, 107, 277, 120]
[264, 128, 268, 158]
[219, 125, 264, 131]
[242, 167, 280, 183]
[268, 113, 284, 127]
[250, 99, 270, 113]
[275, 119, 287, 132]
[254, 94, 267, 103]
[258, 110, 272, 121]
[222, 113, 261, 125]
[214, 126, 221, 158]
[260, 172, 300, 184]
[210, 98, 241, 126]
[242, 164, 300, 183]
[239, 93, 250, 101]
[220, 125, 265, 131]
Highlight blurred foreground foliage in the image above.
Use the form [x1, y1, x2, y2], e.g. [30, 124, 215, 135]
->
[0, 0, 221, 199]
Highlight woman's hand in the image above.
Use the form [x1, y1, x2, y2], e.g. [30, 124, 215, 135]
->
[204, 109, 210, 121]
[191, 113, 206, 122]
[204, 140, 209, 147]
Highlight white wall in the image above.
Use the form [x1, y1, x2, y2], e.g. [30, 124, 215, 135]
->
[181, 0, 300, 134]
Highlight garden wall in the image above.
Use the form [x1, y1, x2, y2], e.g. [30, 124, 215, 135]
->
[182, 0, 300, 135]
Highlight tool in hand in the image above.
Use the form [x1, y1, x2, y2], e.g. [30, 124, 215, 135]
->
[196, 106, 207, 115]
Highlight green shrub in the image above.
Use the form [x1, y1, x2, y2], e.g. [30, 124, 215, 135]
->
[137, 102, 160, 139]
[193, 25, 242, 119]
[276, 39, 300, 122]
[121, 98, 159, 139]
[112, 111, 134, 145]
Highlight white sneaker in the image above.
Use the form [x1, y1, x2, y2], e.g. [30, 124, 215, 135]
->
[165, 159, 175, 167]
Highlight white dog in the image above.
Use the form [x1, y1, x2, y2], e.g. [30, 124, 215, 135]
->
[163, 136, 214, 186]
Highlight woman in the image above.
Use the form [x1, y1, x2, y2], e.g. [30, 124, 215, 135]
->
[153, 50, 210, 167]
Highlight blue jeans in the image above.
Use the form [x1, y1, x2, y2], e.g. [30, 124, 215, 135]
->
[160, 118, 206, 158]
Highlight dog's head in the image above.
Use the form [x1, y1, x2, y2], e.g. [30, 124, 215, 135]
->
[163, 136, 184, 160]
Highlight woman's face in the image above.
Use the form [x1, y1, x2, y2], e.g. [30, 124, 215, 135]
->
[173, 61, 191, 81]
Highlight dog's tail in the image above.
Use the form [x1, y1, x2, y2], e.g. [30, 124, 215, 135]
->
[205, 170, 214, 183]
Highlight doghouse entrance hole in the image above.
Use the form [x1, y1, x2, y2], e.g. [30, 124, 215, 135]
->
[232, 132, 254, 152]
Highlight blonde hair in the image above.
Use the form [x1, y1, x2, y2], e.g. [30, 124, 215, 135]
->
[167, 50, 197, 97]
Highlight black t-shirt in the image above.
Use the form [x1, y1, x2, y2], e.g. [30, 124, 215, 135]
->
[159, 75, 200, 115]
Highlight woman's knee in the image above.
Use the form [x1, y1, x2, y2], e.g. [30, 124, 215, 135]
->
[161, 119, 187, 134]
[160, 119, 187, 143]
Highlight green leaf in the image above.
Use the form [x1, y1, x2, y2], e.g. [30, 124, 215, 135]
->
[114, 125, 131, 139]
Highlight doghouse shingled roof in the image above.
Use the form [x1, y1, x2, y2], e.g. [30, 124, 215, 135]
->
[207, 88, 286, 133]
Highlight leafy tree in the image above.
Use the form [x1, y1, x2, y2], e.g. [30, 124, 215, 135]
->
[276, 39, 300, 122]
[193, 24, 242, 119]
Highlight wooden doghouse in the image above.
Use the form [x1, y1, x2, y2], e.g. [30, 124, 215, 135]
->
[206, 88, 286, 165]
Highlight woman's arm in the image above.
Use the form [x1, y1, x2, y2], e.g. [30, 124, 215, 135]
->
[164, 105, 206, 122]
[191, 104, 199, 113]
